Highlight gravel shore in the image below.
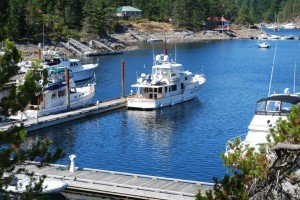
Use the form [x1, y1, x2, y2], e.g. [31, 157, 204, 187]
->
[16, 28, 263, 61]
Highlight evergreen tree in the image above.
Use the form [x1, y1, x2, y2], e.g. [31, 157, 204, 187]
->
[0, 40, 64, 198]
[197, 103, 300, 199]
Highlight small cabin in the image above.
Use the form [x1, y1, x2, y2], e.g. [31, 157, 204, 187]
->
[117, 6, 142, 20]
[206, 16, 230, 31]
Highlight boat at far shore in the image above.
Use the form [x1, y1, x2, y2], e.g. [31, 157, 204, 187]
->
[257, 40, 271, 48]
[281, 23, 296, 29]
[127, 49, 206, 110]
[226, 88, 300, 152]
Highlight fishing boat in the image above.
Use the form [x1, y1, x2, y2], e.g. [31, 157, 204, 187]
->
[9, 77, 95, 120]
[3, 175, 68, 194]
[127, 50, 206, 110]
[257, 40, 271, 48]
[41, 50, 99, 82]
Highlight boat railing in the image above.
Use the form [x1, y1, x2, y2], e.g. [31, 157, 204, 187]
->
[225, 133, 247, 153]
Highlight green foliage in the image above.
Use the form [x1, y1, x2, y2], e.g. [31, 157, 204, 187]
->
[0, 41, 65, 198]
[199, 103, 300, 199]
[1, 0, 300, 41]
[0, 40, 21, 89]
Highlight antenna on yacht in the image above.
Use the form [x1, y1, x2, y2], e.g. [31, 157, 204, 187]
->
[175, 43, 177, 63]
[152, 43, 155, 66]
[268, 44, 277, 97]
[164, 37, 167, 55]
[294, 62, 297, 94]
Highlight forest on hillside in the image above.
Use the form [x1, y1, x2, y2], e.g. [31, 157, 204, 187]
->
[0, 0, 299, 43]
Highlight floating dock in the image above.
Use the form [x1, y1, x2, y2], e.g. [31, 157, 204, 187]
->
[1, 98, 126, 132]
[24, 163, 213, 200]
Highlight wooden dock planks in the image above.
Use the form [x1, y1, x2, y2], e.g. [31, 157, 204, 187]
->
[1, 98, 127, 132]
[23, 163, 213, 200]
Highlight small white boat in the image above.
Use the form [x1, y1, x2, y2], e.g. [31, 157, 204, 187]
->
[280, 35, 294, 40]
[258, 33, 270, 40]
[268, 34, 280, 40]
[127, 50, 206, 110]
[257, 40, 271, 48]
[226, 88, 300, 152]
[282, 23, 295, 29]
[146, 38, 163, 43]
[3, 175, 68, 194]
[265, 24, 279, 31]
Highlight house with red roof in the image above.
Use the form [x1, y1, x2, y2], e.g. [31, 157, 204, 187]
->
[206, 16, 231, 31]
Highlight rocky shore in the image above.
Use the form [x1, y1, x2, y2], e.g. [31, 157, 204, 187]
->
[15, 26, 263, 61]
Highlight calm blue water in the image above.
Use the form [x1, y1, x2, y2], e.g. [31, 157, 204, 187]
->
[29, 30, 300, 187]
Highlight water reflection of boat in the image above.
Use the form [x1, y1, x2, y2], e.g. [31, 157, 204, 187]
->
[127, 50, 206, 110]
[127, 99, 201, 136]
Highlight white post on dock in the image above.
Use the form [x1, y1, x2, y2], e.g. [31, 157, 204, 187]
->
[69, 154, 76, 173]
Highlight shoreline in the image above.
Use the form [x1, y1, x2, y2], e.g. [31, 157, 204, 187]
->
[16, 29, 263, 60]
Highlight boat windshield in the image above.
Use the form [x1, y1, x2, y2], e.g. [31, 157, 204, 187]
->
[256, 100, 294, 115]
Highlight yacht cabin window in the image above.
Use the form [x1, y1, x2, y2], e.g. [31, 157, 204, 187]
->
[51, 93, 57, 99]
[171, 85, 177, 92]
[58, 89, 65, 97]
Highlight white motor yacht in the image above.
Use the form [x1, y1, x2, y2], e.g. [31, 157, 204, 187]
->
[226, 88, 300, 152]
[10, 78, 95, 120]
[127, 51, 206, 110]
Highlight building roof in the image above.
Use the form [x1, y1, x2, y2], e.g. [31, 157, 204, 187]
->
[207, 17, 229, 22]
[117, 6, 142, 12]
[257, 95, 300, 105]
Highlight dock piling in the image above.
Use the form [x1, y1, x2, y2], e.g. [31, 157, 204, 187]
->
[122, 60, 125, 97]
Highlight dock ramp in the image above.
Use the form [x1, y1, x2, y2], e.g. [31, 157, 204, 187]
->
[68, 38, 94, 56]
[91, 40, 114, 52]
[60, 42, 83, 56]
[128, 30, 145, 41]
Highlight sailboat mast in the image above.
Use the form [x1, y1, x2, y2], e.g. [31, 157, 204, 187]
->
[294, 62, 297, 94]
[268, 44, 277, 97]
